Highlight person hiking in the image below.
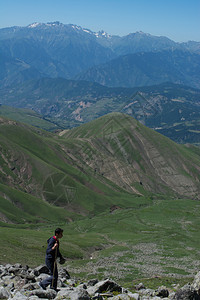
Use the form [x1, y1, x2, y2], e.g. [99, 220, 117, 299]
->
[39, 228, 65, 292]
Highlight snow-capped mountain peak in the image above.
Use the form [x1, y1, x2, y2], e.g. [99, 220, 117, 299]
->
[27, 21, 64, 29]
[95, 30, 111, 38]
[28, 22, 41, 28]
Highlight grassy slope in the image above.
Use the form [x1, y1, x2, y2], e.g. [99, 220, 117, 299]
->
[62, 112, 200, 197]
[0, 116, 145, 220]
[0, 105, 62, 131]
[1, 194, 200, 289]
[1, 114, 200, 289]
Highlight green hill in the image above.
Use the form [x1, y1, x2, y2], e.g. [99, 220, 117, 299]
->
[1, 114, 200, 286]
[61, 112, 200, 199]
[0, 105, 61, 131]
[0, 114, 148, 223]
[1, 112, 200, 224]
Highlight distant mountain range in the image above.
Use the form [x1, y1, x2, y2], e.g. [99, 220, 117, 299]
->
[0, 22, 200, 144]
[76, 49, 200, 88]
[0, 22, 200, 88]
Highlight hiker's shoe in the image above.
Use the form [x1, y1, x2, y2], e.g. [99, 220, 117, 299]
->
[39, 282, 46, 290]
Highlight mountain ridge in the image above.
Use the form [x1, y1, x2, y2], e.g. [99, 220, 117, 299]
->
[76, 49, 200, 89]
[0, 22, 199, 88]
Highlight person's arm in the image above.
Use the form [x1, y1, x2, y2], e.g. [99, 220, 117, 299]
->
[46, 238, 57, 254]
[57, 246, 62, 258]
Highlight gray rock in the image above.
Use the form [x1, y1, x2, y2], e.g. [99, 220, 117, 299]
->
[87, 279, 122, 296]
[66, 279, 78, 287]
[139, 288, 155, 297]
[193, 271, 200, 292]
[111, 293, 140, 299]
[8, 291, 28, 299]
[30, 288, 57, 299]
[14, 264, 22, 269]
[21, 282, 40, 291]
[88, 279, 98, 286]
[77, 283, 87, 290]
[6, 282, 14, 291]
[0, 286, 10, 299]
[135, 283, 145, 290]
[172, 283, 200, 299]
[56, 287, 90, 300]
[33, 265, 49, 277]
[128, 293, 140, 300]
[58, 268, 70, 280]
[37, 273, 49, 281]
[92, 293, 104, 299]
[155, 286, 169, 298]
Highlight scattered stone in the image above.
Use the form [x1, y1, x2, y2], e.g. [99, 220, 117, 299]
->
[56, 287, 90, 299]
[9, 291, 28, 299]
[88, 278, 98, 286]
[111, 294, 139, 299]
[33, 265, 49, 277]
[155, 286, 169, 298]
[172, 283, 200, 299]
[87, 279, 122, 296]
[30, 288, 57, 299]
[0, 286, 10, 299]
[135, 282, 145, 290]
[2, 263, 200, 299]
[193, 271, 200, 292]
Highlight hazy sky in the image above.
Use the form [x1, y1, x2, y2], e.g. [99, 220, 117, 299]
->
[0, 0, 199, 42]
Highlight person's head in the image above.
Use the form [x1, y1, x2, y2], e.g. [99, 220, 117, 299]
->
[55, 228, 63, 239]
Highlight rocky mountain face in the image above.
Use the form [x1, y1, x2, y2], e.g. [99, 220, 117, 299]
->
[76, 49, 200, 89]
[0, 22, 200, 88]
[0, 22, 115, 87]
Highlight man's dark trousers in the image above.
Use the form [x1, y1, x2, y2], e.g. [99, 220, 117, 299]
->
[42, 257, 58, 289]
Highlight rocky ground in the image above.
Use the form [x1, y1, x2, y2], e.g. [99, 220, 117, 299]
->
[66, 242, 200, 282]
[1, 263, 200, 299]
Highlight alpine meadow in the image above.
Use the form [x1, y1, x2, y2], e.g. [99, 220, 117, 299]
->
[1, 20, 200, 298]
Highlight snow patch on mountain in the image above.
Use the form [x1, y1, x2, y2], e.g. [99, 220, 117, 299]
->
[28, 22, 41, 28]
[95, 30, 112, 38]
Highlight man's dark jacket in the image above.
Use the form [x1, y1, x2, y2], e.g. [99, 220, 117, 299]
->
[46, 236, 63, 261]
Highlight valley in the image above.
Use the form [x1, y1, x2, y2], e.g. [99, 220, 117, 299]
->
[0, 21, 200, 293]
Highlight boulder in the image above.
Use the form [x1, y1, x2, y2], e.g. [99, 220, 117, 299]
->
[21, 282, 40, 291]
[8, 291, 28, 299]
[56, 287, 90, 300]
[193, 271, 200, 292]
[58, 268, 70, 280]
[172, 283, 200, 299]
[87, 279, 122, 296]
[0, 286, 10, 299]
[139, 288, 155, 297]
[155, 285, 169, 298]
[135, 282, 145, 290]
[31, 288, 57, 299]
[88, 278, 98, 286]
[33, 265, 49, 277]
[111, 293, 140, 299]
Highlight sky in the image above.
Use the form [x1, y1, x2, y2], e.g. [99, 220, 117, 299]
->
[0, 0, 199, 42]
